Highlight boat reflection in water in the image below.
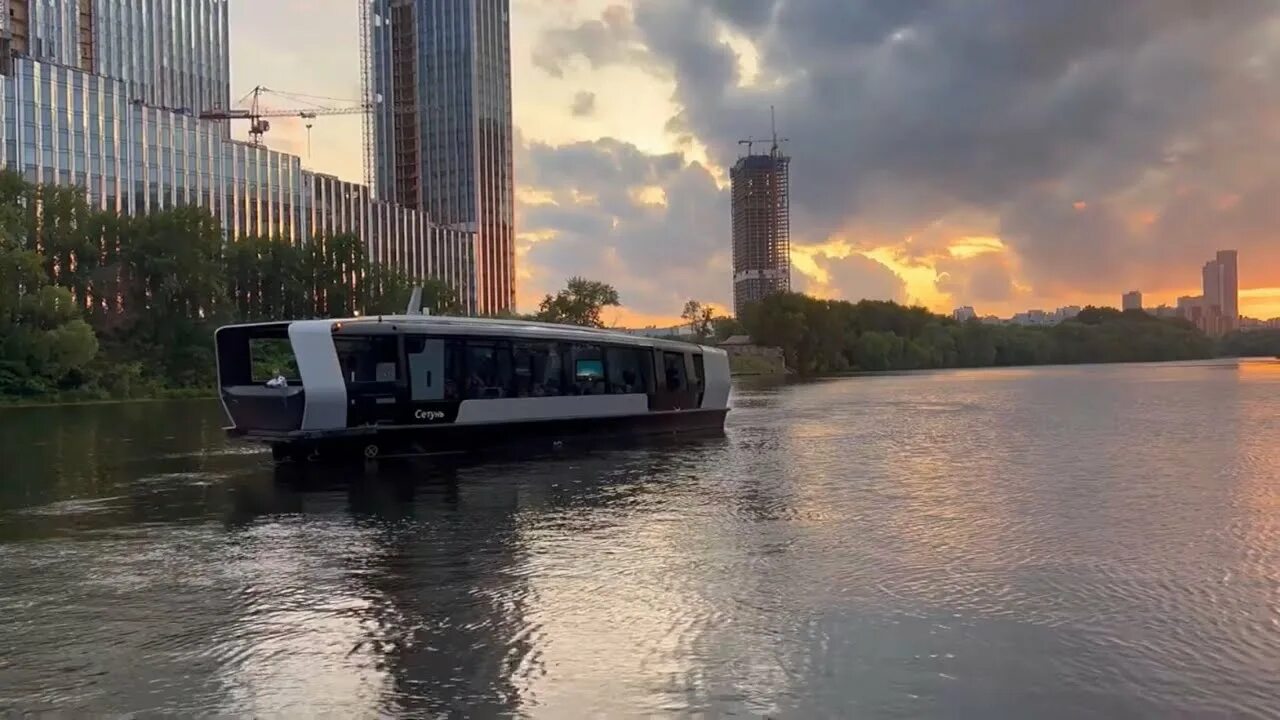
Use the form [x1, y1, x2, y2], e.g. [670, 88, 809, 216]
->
[218, 435, 728, 717]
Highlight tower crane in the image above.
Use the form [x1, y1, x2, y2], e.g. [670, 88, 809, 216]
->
[737, 107, 790, 159]
[199, 86, 404, 147]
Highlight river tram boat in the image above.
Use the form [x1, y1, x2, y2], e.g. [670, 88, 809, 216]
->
[215, 312, 730, 462]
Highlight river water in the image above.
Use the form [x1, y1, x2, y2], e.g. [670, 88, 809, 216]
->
[1, 360, 1278, 718]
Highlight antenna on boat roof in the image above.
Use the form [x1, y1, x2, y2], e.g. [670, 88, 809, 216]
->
[405, 286, 424, 316]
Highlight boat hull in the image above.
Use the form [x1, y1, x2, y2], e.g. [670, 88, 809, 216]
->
[233, 408, 730, 463]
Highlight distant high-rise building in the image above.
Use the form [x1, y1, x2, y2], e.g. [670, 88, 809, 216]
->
[953, 306, 977, 322]
[1200, 250, 1238, 335]
[368, 0, 515, 315]
[1011, 309, 1053, 326]
[1203, 261, 1222, 315]
[1122, 291, 1143, 311]
[1216, 250, 1238, 329]
[731, 125, 790, 316]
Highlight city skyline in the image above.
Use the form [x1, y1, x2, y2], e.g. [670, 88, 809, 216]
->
[232, 1, 1280, 325]
[953, 250, 1252, 328]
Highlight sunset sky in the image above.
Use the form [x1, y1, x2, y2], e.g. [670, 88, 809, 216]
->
[231, 1, 1280, 326]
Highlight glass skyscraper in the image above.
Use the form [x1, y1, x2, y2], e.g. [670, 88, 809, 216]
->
[0, 0, 476, 312]
[368, 0, 514, 315]
[2, 0, 230, 116]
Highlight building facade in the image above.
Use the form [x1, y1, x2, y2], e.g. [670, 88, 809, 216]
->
[368, 0, 514, 315]
[310, 172, 473, 302]
[1198, 250, 1239, 336]
[0, 0, 475, 313]
[1, 0, 231, 117]
[730, 149, 791, 317]
[1122, 291, 1142, 311]
[1215, 250, 1238, 326]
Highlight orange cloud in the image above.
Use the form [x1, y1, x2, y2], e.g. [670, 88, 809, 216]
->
[1241, 287, 1280, 320]
[947, 236, 1006, 259]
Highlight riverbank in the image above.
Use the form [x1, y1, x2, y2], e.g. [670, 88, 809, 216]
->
[0, 388, 214, 409]
[728, 353, 788, 376]
[7, 354, 1279, 406]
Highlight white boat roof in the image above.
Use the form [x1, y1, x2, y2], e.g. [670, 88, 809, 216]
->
[220, 315, 723, 354]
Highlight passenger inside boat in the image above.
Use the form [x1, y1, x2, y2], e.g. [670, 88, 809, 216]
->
[611, 369, 639, 394]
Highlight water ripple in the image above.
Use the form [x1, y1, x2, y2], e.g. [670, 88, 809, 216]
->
[2, 362, 1280, 717]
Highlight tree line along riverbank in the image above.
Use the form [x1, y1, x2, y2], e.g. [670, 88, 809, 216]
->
[4, 166, 1279, 405]
[734, 292, 1280, 375]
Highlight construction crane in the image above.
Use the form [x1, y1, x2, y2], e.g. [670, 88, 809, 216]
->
[769, 105, 790, 157]
[738, 107, 790, 158]
[199, 85, 395, 147]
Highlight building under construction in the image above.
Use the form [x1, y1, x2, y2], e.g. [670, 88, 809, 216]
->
[366, 0, 515, 316]
[731, 133, 791, 317]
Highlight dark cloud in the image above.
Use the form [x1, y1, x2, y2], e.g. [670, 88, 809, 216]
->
[709, 0, 775, 32]
[530, 0, 1280, 305]
[519, 138, 730, 316]
[569, 91, 596, 117]
[935, 253, 1018, 306]
[814, 254, 907, 303]
[531, 5, 656, 78]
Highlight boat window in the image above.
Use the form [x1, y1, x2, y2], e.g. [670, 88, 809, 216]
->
[513, 341, 563, 397]
[606, 347, 651, 394]
[692, 353, 706, 404]
[465, 341, 515, 399]
[335, 335, 399, 384]
[406, 336, 463, 401]
[249, 337, 299, 383]
[663, 351, 688, 392]
[565, 344, 606, 395]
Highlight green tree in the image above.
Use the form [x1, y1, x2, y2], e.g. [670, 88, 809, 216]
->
[710, 315, 744, 341]
[681, 299, 717, 339]
[107, 206, 229, 388]
[0, 170, 451, 401]
[0, 228, 98, 396]
[535, 277, 621, 327]
[361, 261, 414, 316]
[415, 277, 465, 316]
[739, 291, 1214, 376]
[740, 293, 809, 370]
[1218, 329, 1280, 357]
[853, 331, 896, 371]
[307, 233, 366, 318]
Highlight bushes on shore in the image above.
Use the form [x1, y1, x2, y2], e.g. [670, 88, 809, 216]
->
[740, 293, 1216, 375]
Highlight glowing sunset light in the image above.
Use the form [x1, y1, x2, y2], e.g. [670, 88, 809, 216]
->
[234, 1, 1280, 323]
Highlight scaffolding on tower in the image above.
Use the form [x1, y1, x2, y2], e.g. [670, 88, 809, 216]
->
[730, 106, 791, 317]
[358, 0, 375, 194]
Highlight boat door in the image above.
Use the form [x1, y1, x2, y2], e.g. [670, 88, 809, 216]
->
[403, 335, 462, 424]
[334, 334, 405, 426]
[652, 350, 699, 411]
